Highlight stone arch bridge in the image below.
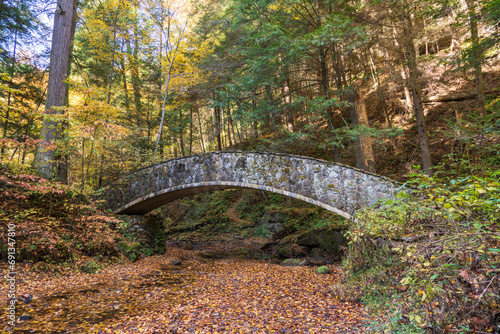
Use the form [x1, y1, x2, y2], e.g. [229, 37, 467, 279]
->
[104, 151, 403, 221]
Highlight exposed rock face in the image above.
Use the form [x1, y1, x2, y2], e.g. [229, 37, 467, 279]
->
[296, 228, 347, 256]
[273, 228, 347, 259]
[275, 235, 309, 258]
[105, 151, 402, 220]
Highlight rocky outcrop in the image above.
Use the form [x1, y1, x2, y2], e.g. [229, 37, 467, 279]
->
[296, 228, 347, 256]
[271, 227, 347, 260]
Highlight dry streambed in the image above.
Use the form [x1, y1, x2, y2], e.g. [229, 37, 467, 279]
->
[2, 247, 372, 333]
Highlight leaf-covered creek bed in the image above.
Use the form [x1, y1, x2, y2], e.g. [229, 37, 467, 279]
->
[2, 247, 373, 333]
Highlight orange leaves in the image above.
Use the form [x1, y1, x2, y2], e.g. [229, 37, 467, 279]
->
[1, 246, 372, 333]
[142, 255, 370, 333]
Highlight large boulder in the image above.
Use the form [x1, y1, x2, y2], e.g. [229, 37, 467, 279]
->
[296, 228, 347, 257]
[275, 234, 308, 258]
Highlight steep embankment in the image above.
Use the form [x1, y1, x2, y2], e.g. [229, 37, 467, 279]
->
[0, 167, 136, 271]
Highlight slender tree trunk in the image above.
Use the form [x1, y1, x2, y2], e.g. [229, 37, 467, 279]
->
[235, 119, 243, 143]
[369, 49, 392, 127]
[319, 46, 342, 163]
[179, 109, 185, 156]
[21, 121, 30, 164]
[331, 43, 347, 90]
[464, 0, 487, 117]
[252, 91, 258, 138]
[81, 138, 85, 189]
[283, 77, 294, 132]
[146, 96, 151, 140]
[1, 30, 17, 158]
[120, 42, 130, 113]
[227, 105, 235, 146]
[214, 104, 222, 151]
[172, 136, 177, 158]
[98, 12, 119, 188]
[189, 104, 193, 154]
[153, 11, 187, 160]
[127, 25, 143, 125]
[34, 0, 77, 182]
[349, 87, 375, 172]
[221, 105, 227, 149]
[449, 17, 461, 54]
[391, 21, 413, 113]
[195, 100, 206, 153]
[401, 4, 433, 176]
[264, 85, 276, 134]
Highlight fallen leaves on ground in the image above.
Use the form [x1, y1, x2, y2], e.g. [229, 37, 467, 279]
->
[2, 247, 373, 333]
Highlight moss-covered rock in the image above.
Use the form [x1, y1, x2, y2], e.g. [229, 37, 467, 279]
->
[296, 228, 347, 256]
[280, 258, 308, 266]
[315, 266, 331, 274]
[275, 234, 307, 258]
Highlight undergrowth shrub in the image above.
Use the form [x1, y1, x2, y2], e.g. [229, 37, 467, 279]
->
[344, 170, 500, 332]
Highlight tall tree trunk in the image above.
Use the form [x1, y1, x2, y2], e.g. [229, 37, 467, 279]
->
[127, 22, 143, 124]
[464, 0, 487, 117]
[120, 41, 130, 114]
[331, 43, 347, 90]
[252, 91, 259, 138]
[81, 138, 85, 189]
[283, 77, 294, 132]
[153, 9, 187, 160]
[221, 105, 227, 149]
[189, 104, 193, 154]
[98, 12, 119, 188]
[391, 21, 413, 113]
[1, 30, 17, 158]
[227, 105, 234, 146]
[214, 104, 222, 151]
[369, 48, 392, 127]
[172, 136, 177, 158]
[179, 108, 185, 156]
[401, 4, 433, 176]
[349, 87, 375, 172]
[34, 0, 77, 182]
[319, 46, 341, 163]
[264, 85, 277, 134]
[195, 100, 206, 153]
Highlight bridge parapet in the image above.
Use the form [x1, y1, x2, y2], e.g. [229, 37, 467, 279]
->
[104, 151, 402, 220]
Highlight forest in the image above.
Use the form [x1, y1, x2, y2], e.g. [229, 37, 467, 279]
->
[0, 0, 496, 184]
[1, 0, 499, 332]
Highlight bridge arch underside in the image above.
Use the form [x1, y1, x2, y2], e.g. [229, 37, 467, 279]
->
[116, 181, 353, 220]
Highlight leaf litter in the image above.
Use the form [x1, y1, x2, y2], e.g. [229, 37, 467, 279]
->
[2, 246, 373, 333]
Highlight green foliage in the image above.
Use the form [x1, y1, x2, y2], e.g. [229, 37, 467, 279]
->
[344, 169, 500, 332]
[315, 266, 331, 274]
[79, 260, 103, 274]
[117, 241, 142, 262]
[147, 214, 167, 254]
[0, 0, 38, 49]
[327, 125, 404, 149]
[253, 223, 272, 238]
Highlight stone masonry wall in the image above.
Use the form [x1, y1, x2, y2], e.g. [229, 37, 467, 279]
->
[122, 215, 151, 248]
[105, 151, 403, 220]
